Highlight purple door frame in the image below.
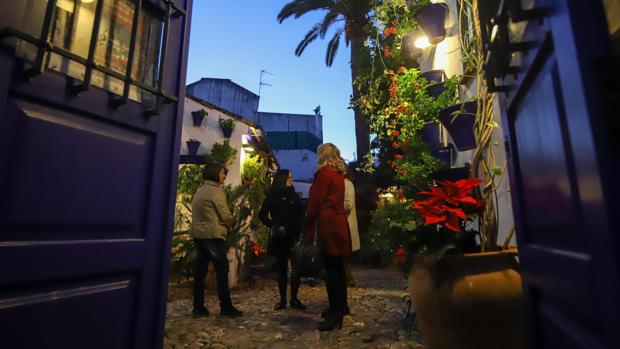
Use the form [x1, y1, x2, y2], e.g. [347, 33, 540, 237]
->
[481, 0, 620, 348]
[0, 1, 193, 348]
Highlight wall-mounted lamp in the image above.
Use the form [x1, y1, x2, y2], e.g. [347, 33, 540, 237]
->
[414, 36, 431, 49]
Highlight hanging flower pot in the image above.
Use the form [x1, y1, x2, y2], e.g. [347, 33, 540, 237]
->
[191, 109, 208, 127]
[186, 139, 201, 156]
[218, 117, 235, 139]
[439, 101, 477, 151]
[421, 70, 447, 98]
[431, 165, 470, 182]
[420, 122, 441, 148]
[415, 3, 449, 44]
[430, 145, 453, 165]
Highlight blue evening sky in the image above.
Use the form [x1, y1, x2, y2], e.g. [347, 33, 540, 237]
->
[186, 0, 357, 161]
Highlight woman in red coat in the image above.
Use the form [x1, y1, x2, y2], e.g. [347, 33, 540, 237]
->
[304, 143, 351, 331]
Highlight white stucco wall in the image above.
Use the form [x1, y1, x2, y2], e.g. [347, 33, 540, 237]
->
[181, 97, 257, 187]
[273, 149, 317, 183]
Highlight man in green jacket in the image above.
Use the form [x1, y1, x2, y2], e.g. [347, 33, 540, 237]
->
[191, 162, 242, 317]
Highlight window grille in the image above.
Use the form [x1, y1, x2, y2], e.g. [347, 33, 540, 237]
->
[0, 0, 186, 115]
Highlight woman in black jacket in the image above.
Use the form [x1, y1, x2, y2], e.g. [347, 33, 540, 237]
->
[259, 169, 306, 310]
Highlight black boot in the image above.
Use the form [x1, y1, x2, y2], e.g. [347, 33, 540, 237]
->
[318, 312, 343, 331]
[289, 298, 306, 310]
[274, 300, 286, 310]
[192, 306, 210, 317]
[220, 303, 243, 317]
[321, 305, 350, 318]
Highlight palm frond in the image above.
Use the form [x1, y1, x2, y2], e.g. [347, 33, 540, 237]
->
[295, 23, 322, 56]
[277, 0, 334, 23]
[319, 11, 340, 38]
[325, 29, 343, 66]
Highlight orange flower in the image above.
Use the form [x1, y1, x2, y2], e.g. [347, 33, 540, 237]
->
[383, 26, 398, 36]
[393, 130, 400, 137]
[397, 66, 407, 74]
[384, 45, 392, 57]
[395, 105, 408, 114]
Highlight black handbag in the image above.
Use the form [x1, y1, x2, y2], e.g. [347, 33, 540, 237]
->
[290, 221, 323, 278]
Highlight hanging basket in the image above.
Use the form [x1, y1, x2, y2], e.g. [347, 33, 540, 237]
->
[431, 165, 470, 182]
[191, 109, 207, 127]
[186, 140, 201, 155]
[221, 127, 233, 138]
[421, 70, 447, 98]
[420, 122, 441, 148]
[430, 145, 453, 165]
[416, 3, 449, 44]
[439, 101, 477, 151]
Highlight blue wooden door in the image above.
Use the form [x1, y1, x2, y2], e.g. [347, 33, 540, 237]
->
[0, 0, 192, 348]
[480, 0, 620, 348]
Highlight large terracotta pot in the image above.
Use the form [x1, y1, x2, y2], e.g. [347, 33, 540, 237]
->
[408, 250, 529, 349]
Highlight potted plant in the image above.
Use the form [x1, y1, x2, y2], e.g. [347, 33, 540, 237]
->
[420, 121, 441, 148]
[218, 117, 236, 138]
[205, 140, 238, 166]
[186, 139, 201, 156]
[414, 1, 449, 44]
[438, 100, 477, 150]
[420, 69, 447, 98]
[403, 178, 528, 349]
[191, 109, 208, 127]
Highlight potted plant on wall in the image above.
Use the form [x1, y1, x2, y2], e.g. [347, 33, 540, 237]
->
[438, 100, 478, 151]
[191, 109, 208, 127]
[186, 139, 201, 156]
[413, 1, 449, 44]
[218, 117, 236, 138]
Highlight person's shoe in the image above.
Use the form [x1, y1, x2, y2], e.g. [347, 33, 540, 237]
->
[220, 304, 243, 317]
[192, 306, 210, 317]
[318, 312, 343, 331]
[274, 301, 286, 310]
[289, 299, 306, 310]
[320, 306, 350, 318]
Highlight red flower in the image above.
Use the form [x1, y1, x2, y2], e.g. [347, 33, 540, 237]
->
[411, 178, 482, 232]
[392, 141, 399, 148]
[398, 190, 405, 201]
[383, 26, 398, 36]
[395, 247, 406, 264]
[397, 66, 407, 74]
[252, 241, 264, 257]
[395, 153, 403, 161]
[384, 45, 392, 57]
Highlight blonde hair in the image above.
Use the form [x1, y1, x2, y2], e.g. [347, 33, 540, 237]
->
[316, 143, 347, 175]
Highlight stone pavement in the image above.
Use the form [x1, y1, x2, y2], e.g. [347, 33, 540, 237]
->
[164, 266, 427, 349]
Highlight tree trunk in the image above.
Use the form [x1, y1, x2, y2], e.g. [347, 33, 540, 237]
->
[350, 35, 370, 161]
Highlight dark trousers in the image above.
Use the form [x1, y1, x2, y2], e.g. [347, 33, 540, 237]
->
[193, 239, 232, 308]
[275, 251, 300, 303]
[323, 255, 348, 314]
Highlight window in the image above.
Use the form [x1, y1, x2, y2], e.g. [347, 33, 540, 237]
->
[1, 0, 180, 109]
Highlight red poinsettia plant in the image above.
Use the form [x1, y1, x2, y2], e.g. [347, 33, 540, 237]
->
[411, 178, 482, 232]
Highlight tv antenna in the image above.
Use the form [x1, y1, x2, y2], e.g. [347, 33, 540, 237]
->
[257, 69, 273, 111]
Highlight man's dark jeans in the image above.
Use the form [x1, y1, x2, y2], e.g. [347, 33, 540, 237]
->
[193, 238, 232, 308]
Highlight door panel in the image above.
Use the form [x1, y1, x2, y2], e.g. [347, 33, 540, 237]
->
[480, 0, 620, 348]
[0, 0, 193, 348]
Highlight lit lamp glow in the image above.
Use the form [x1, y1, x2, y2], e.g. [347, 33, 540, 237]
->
[414, 36, 431, 49]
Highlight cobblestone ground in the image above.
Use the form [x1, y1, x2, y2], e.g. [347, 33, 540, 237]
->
[164, 266, 426, 349]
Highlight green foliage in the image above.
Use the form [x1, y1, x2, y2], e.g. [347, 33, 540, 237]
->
[206, 140, 237, 166]
[364, 200, 418, 257]
[218, 117, 235, 130]
[241, 154, 271, 247]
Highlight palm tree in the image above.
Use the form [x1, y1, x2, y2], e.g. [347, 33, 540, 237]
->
[277, 0, 374, 161]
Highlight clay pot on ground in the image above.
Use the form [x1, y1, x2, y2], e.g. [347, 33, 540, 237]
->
[408, 249, 529, 349]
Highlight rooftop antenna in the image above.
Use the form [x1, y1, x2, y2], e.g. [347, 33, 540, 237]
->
[257, 69, 273, 112]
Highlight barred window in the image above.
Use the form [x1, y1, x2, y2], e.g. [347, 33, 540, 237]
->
[1, 0, 179, 109]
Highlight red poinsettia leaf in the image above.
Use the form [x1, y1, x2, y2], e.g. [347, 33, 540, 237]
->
[445, 207, 467, 220]
[444, 215, 461, 232]
[458, 196, 478, 205]
[426, 215, 446, 225]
